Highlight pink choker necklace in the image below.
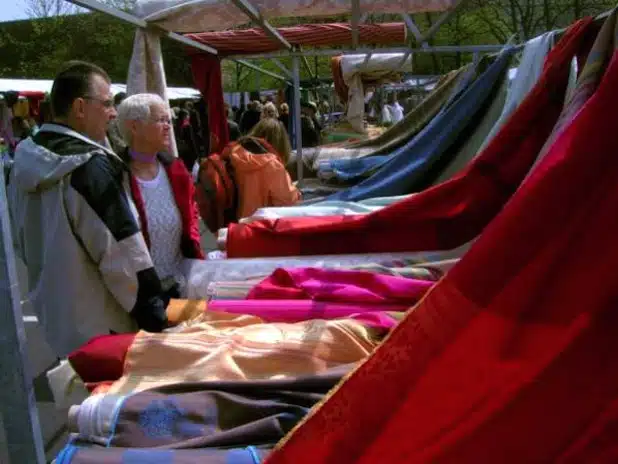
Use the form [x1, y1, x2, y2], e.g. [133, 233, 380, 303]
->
[129, 150, 157, 163]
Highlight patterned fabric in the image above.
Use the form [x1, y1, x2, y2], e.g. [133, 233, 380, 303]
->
[136, 166, 184, 282]
[104, 311, 383, 395]
[186, 23, 405, 56]
[60, 366, 351, 462]
[265, 16, 618, 464]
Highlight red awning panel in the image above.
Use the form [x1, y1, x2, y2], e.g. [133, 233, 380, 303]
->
[185, 22, 406, 56]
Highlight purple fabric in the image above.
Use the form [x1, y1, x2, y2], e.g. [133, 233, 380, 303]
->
[207, 300, 402, 329]
[246, 267, 434, 305]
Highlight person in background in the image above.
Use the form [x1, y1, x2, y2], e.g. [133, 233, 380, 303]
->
[279, 102, 290, 132]
[240, 100, 262, 134]
[7, 61, 169, 358]
[319, 100, 330, 127]
[175, 108, 199, 171]
[0, 97, 16, 156]
[117, 93, 204, 298]
[235, 104, 245, 124]
[107, 91, 127, 153]
[228, 117, 300, 218]
[300, 101, 321, 148]
[388, 94, 404, 124]
[261, 101, 279, 120]
[224, 102, 241, 142]
[11, 116, 32, 143]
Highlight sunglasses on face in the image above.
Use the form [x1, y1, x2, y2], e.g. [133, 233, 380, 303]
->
[84, 96, 115, 108]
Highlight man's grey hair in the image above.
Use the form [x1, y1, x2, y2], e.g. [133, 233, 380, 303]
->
[116, 93, 168, 144]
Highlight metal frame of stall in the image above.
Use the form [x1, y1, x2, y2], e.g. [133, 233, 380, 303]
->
[64, 0, 507, 185]
[0, 0, 511, 462]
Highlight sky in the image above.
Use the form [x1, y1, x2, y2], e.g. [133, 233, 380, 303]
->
[0, 0, 30, 22]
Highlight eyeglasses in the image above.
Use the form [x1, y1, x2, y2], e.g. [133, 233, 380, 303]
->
[83, 96, 115, 108]
[150, 117, 172, 125]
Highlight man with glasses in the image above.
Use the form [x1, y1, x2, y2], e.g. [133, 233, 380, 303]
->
[7, 61, 169, 358]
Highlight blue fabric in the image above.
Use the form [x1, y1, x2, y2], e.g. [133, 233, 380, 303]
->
[326, 50, 514, 201]
[329, 155, 390, 180]
[320, 67, 480, 181]
[57, 446, 267, 463]
[122, 449, 175, 463]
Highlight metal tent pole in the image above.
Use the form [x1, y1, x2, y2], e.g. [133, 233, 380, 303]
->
[292, 55, 303, 185]
[0, 162, 45, 464]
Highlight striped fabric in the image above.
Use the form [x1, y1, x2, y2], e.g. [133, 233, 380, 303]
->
[186, 23, 406, 56]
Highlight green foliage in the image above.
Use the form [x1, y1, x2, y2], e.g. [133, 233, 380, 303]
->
[0, 0, 616, 91]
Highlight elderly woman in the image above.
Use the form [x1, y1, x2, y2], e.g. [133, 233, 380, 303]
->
[117, 93, 204, 297]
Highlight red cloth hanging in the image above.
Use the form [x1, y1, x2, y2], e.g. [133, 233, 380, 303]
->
[226, 19, 595, 258]
[191, 54, 229, 154]
[266, 17, 618, 463]
[331, 56, 348, 103]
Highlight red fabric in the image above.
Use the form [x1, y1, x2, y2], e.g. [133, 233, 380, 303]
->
[186, 23, 406, 56]
[191, 54, 229, 154]
[68, 334, 135, 383]
[129, 156, 204, 259]
[331, 56, 349, 104]
[226, 19, 595, 258]
[266, 18, 618, 464]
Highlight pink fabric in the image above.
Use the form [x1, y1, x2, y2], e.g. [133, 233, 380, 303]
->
[247, 267, 434, 305]
[208, 300, 404, 328]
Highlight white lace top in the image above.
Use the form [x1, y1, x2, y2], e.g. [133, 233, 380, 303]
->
[136, 165, 184, 288]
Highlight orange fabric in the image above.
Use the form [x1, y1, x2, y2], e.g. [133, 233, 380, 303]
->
[229, 143, 301, 219]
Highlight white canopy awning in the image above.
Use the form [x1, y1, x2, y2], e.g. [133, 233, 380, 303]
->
[133, 0, 458, 33]
[0, 79, 200, 100]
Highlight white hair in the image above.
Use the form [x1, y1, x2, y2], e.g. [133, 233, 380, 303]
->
[116, 93, 168, 144]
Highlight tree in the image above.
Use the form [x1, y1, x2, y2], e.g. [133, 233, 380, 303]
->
[25, 0, 82, 18]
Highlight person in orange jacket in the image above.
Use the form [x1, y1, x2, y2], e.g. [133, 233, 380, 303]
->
[229, 117, 301, 219]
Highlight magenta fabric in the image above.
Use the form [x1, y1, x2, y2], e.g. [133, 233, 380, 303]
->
[208, 299, 403, 328]
[246, 267, 434, 305]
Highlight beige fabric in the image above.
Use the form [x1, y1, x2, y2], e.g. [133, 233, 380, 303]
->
[126, 28, 178, 156]
[133, 0, 457, 33]
[107, 310, 383, 395]
[341, 54, 414, 133]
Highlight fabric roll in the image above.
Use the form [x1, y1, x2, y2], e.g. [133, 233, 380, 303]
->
[105, 311, 383, 395]
[265, 16, 618, 464]
[68, 366, 352, 449]
[246, 267, 433, 305]
[316, 60, 480, 183]
[322, 51, 513, 196]
[429, 67, 509, 185]
[301, 67, 466, 177]
[183, 249, 465, 299]
[56, 446, 269, 464]
[208, 300, 404, 327]
[239, 194, 413, 222]
[225, 19, 594, 258]
[477, 30, 558, 153]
